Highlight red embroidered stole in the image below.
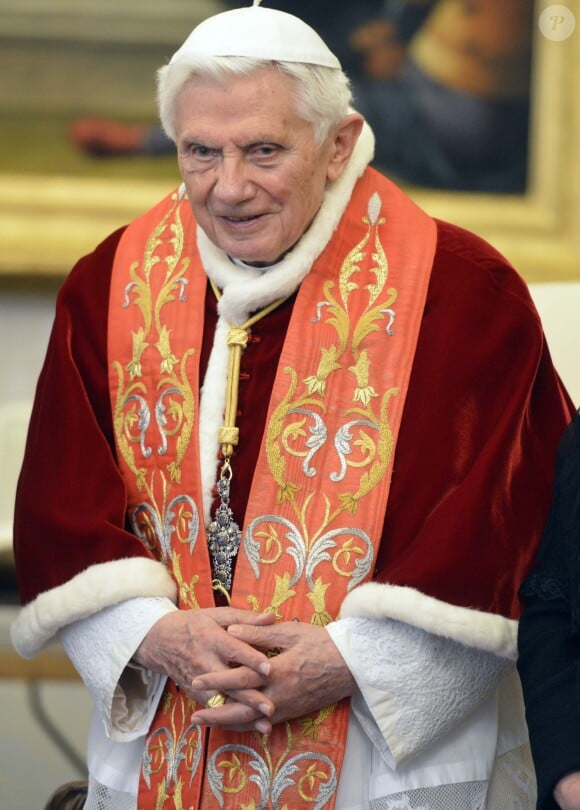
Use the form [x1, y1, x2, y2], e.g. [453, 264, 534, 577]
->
[108, 168, 436, 809]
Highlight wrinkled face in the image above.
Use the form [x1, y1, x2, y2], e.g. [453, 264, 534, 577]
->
[174, 68, 343, 265]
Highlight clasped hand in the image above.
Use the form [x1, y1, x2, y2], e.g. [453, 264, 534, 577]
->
[134, 607, 355, 735]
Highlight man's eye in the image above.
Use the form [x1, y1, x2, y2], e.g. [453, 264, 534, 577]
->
[186, 144, 216, 160]
[252, 144, 279, 159]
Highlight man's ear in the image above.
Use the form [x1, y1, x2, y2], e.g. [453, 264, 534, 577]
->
[326, 113, 365, 182]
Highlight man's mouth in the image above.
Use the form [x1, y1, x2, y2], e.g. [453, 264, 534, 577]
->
[222, 214, 261, 222]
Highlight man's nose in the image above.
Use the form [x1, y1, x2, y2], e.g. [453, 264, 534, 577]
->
[213, 157, 254, 204]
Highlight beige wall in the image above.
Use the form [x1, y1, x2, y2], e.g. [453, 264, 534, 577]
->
[0, 0, 223, 115]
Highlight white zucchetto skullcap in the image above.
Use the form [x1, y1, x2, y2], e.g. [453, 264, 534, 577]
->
[169, 0, 341, 70]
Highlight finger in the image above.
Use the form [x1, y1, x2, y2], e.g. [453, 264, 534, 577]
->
[188, 687, 226, 710]
[196, 685, 274, 719]
[206, 607, 276, 629]
[198, 617, 272, 674]
[227, 620, 298, 651]
[226, 719, 273, 735]
[227, 689, 274, 718]
[192, 665, 267, 693]
[191, 700, 271, 731]
[193, 704, 254, 724]
[191, 671, 274, 717]
[219, 634, 272, 675]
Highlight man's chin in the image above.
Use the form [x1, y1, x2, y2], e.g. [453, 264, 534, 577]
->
[225, 238, 298, 268]
[210, 228, 292, 267]
[221, 241, 283, 268]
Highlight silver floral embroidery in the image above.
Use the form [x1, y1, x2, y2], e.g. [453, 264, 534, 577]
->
[244, 515, 373, 590]
[176, 276, 188, 301]
[308, 527, 373, 591]
[331, 419, 379, 482]
[122, 280, 138, 308]
[367, 191, 382, 226]
[206, 743, 337, 809]
[287, 407, 328, 477]
[132, 494, 199, 561]
[124, 393, 152, 458]
[142, 722, 203, 790]
[155, 387, 181, 455]
[311, 300, 331, 323]
[381, 307, 396, 335]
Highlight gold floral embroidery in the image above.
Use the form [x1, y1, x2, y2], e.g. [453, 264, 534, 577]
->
[304, 345, 342, 396]
[349, 349, 378, 406]
[112, 194, 197, 569]
[142, 688, 202, 808]
[266, 194, 397, 543]
[246, 572, 297, 619]
[126, 327, 149, 379]
[172, 554, 200, 610]
[306, 578, 333, 626]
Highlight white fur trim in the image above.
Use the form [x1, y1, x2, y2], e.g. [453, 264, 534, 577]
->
[196, 121, 375, 517]
[339, 582, 518, 660]
[199, 316, 231, 521]
[11, 558, 177, 659]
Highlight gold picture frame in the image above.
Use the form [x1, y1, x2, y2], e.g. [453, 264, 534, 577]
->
[0, 0, 577, 282]
[412, 0, 579, 284]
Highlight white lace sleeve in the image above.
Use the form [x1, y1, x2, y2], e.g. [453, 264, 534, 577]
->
[59, 596, 177, 742]
[327, 616, 510, 768]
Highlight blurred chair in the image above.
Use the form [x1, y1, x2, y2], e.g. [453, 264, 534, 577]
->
[0, 398, 77, 675]
[0, 399, 32, 572]
[44, 780, 88, 809]
[0, 400, 85, 779]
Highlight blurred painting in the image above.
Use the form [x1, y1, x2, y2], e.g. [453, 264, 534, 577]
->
[0, 0, 533, 193]
[276, 0, 534, 193]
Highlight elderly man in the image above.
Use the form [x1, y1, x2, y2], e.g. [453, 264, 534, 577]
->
[11, 2, 573, 809]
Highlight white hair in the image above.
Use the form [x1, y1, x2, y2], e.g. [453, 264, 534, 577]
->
[157, 56, 353, 145]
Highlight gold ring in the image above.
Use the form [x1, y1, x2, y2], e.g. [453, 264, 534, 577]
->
[205, 692, 227, 709]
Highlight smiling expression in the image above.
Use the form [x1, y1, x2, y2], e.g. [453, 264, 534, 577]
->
[174, 68, 351, 266]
